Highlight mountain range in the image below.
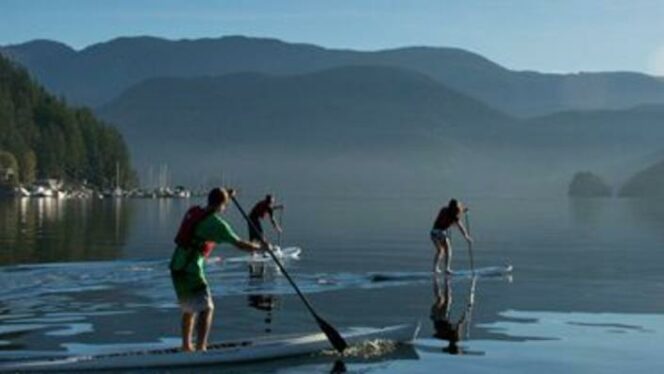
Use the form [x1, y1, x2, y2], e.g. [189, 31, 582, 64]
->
[2, 35, 664, 195]
[97, 65, 512, 150]
[94, 64, 664, 194]
[4, 36, 664, 117]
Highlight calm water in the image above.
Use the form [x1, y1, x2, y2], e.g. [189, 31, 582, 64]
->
[1, 195, 664, 373]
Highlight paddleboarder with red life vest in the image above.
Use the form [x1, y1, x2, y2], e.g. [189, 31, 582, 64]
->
[170, 187, 269, 352]
[248, 194, 284, 244]
[431, 199, 472, 275]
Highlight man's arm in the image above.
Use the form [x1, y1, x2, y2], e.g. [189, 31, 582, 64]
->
[455, 220, 472, 243]
[232, 238, 263, 253]
[268, 209, 283, 233]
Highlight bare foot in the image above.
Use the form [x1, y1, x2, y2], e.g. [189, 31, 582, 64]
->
[434, 267, 442, 274]
[445, 269, 454, 276]
[182, 345, 194, 352]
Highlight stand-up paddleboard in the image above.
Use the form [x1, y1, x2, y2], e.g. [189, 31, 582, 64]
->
[369, 265, 513, 283]
[0, 323, 419, 372]
[448, 264, 513, 277]
[225, 246, 302, 264]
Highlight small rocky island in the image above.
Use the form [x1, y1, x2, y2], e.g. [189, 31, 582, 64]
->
[568, 172, 612, 197]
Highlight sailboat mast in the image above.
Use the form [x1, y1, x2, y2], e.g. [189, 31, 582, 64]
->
[116, 162, 120, 189]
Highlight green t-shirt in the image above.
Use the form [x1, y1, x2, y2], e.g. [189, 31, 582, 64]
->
[170, 214, 240, 298]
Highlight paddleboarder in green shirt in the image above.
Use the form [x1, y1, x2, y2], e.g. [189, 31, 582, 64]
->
[170, 187, 268, 352]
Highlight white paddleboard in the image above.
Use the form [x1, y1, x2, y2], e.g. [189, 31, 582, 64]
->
[368, 265, 513, 282]
[0, 323, 419, 371]
[225, 246, 302, 264]
[448, 264, 513, 277]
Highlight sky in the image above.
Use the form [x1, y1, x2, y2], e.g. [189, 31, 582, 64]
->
[2, 0, 664, 75]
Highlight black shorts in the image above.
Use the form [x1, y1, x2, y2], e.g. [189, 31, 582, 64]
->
[248, 219, 263, 242]
[430, 229, 449, 241]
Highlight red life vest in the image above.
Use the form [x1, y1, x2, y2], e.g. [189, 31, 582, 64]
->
[174, 206, 216, 258]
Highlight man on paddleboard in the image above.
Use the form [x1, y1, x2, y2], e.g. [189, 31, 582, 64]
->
[170, 187, 268, 352]
[430, 199, 472, 274]
[248, 194, 284, 243]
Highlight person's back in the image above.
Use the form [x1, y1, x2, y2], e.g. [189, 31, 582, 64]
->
[170, 213, 239, 294]
[250, 199, 272, 221]
[433, 207, 457, 231]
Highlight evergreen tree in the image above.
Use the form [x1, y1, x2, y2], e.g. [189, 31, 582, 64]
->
[0, 54, 134, 187]
[0, 150, 19, 186]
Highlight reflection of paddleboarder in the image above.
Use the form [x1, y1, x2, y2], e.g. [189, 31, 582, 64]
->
[248, 293, 279, 333]
[247, 264, 280, 333]
[430, 275, 476, 354]
[248, 294, 279, 312]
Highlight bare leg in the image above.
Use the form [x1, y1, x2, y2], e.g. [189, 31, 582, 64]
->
[195, 308, 214, 351]
[432, 239, 445, 273]
[181, 312, 195, 352]
[443, 238, 453, 275]
[444, 276, 452, 317]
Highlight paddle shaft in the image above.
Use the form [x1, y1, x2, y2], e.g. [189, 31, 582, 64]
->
[464, 213, 475, 273]
[277, 208, 283, 247]
[230, 195, 348, 352]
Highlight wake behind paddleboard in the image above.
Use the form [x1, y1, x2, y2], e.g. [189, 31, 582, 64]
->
[0, 323, 419, 371]
[225, 246, 302, 264]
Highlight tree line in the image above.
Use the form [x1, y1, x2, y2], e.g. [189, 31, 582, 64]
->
[0, 54, 134, 188]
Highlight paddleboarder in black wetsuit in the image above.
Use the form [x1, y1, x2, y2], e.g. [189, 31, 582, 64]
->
[431, 199, 472, 274]
[248, 194, 284, 243]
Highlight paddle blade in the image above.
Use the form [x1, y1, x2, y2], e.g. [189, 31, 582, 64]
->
[316, 315, 348, 353]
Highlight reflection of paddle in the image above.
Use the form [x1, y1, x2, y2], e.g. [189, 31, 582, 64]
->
[231, 195, 348, 353]
[466, 275, 477, 339]
[277, 207, 283, 247]
[464, 213, 475, 274]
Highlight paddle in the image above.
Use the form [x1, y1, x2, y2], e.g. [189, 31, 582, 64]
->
[464, 212, 475, 274]
[230, 195, 348, 353]
[277, 207, 283, 248]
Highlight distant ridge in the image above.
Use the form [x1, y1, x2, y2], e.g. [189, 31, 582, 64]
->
[97, 64, 512, 153]
[5, 35, 664, 115]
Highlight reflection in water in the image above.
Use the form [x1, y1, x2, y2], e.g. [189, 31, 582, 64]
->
[430, 275, 477, 355]
[247, 263, 280, 333]
[330, 359, 347, 373]
[0, 198, 133, 265]
[569, 197, 607, 227]
[1, 196, 663, 372]
[626, 198, 664, 235]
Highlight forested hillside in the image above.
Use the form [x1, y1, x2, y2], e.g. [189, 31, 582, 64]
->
[0, 55, 133, 187]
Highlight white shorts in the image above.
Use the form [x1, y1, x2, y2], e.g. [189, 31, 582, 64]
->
[430, 229, 449, 241]
[179, 287, 214, 314]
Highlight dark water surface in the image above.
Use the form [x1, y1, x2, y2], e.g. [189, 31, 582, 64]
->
[0, 195, 663, 373]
